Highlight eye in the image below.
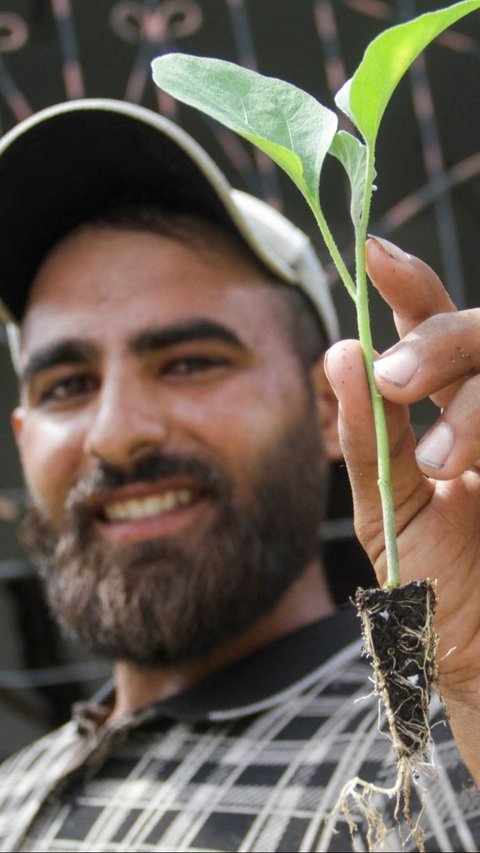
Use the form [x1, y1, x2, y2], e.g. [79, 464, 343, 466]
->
[163, 355, 229, 377]
[39, 373, 97, 405]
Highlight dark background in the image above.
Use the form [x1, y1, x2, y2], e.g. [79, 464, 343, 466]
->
[0, 0, 479, 757]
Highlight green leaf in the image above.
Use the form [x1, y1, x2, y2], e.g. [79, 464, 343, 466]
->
[152, 53, 337, 214]
[329, 131, 369, 226]
[336, 0, 480, 147]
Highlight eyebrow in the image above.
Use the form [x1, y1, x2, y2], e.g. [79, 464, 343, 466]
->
[20, 320, 246, 389]
[130, 319, 247, 356]
[20, 340, 98, 389]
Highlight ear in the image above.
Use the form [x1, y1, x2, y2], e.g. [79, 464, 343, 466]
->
[11, 406, 25, 446]
[310, 356, 342, 461]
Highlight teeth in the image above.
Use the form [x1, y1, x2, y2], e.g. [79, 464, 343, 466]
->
[104, 489, 194, 522]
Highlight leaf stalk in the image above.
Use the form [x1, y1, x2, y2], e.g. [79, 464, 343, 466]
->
[310, 204, 357, 301]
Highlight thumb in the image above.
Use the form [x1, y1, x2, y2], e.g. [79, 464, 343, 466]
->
[324, 339, 433, 581]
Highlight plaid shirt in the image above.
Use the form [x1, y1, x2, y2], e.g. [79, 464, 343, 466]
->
[0, 607, 478, 852]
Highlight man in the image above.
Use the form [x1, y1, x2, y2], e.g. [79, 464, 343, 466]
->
[0, 98, 478, 852]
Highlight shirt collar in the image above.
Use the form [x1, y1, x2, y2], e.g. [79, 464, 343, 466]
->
[74, 605, 361, 733]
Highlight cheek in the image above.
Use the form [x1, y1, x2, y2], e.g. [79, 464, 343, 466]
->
[17, 416, 85, 521]
[168, 370, 309, 482]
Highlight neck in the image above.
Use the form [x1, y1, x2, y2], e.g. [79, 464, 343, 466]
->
[110, 560, 335, 720]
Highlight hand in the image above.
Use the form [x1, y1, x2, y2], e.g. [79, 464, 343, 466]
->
[324, 237, 480, 709]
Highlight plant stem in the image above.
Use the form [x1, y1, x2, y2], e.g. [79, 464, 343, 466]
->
[311, 154, 400, 587]
[355, 147, 400, 589]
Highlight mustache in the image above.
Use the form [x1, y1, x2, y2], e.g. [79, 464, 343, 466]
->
[65, 451, 226, 513]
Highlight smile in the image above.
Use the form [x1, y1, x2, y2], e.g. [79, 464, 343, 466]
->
[103, 489, 196, 523]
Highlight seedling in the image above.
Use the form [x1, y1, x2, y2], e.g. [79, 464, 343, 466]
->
[152, 2, 480, 847]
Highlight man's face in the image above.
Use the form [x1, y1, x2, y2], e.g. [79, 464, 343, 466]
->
[14, 224, 332, 664]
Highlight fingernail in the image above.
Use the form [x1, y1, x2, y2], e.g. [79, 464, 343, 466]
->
[416, 423, 454, 470]
[374, 348, 418, 388]
[368, 235, 411, 264]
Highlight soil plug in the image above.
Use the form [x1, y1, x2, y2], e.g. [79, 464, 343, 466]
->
[334, 579, 439, 851]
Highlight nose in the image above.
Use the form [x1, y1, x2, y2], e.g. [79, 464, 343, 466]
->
[85, 374, 169, 470]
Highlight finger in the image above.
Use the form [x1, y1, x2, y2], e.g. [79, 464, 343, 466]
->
[373, 309, 480, 410]
[415, 373, 480, 478]
[365, 236, 456, 339]
[324, 339, 433, 573]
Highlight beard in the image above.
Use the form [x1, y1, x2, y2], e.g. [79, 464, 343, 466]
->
[21, 408, 328, 667]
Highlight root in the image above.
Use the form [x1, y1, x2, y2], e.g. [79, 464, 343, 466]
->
[329, 579, 439, 851]
[333, 757, 428, 852]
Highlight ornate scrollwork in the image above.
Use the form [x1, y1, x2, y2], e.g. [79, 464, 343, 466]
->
[0, 12, 28, 54]
[110, 0, 203, 44]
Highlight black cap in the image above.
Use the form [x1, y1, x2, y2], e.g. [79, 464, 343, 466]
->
[0, 98, 338, 343]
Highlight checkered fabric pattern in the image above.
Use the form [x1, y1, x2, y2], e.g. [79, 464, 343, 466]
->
[0, 611, 478, 852]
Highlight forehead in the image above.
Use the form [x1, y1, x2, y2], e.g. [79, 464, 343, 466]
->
[20, 224, 287, 353]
